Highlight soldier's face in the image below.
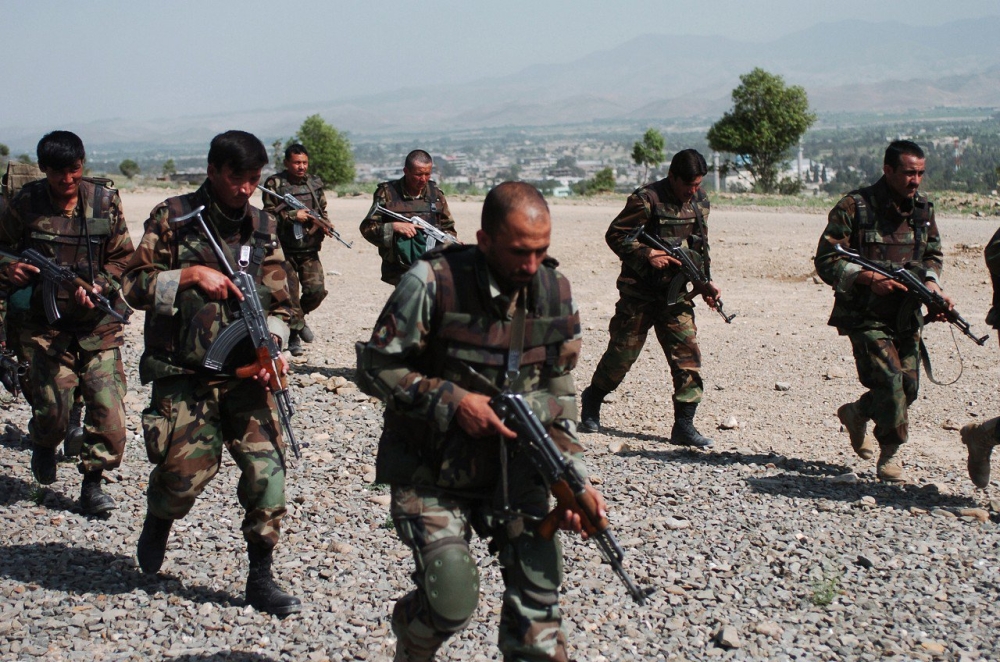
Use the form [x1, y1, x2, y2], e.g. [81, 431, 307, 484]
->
[477, 209, 551, 291]
[42, 160, 84, 203]
[403, 162, 432, 195]
[285, 153, 309, 180]
[207, 163, 262, 210]
[668, 174, 702, 204]
[883, 154, 925, 199]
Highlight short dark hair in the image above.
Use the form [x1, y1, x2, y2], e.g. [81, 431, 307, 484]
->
[481, 181, 549, 236]
[884, 140, 925, 168]
[284, 143, 309, 160]
[207, 130, 268, 173]
[668, 149, 708, 183]
[37, 131, 86, 170]
[404, 149, 433, 170]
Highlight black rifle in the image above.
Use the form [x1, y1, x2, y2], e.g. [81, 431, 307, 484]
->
[0, 349, 27, 399]
[0, 247, 131, 325]
[257, 185, 353, 249]
[172, 206, 300, 459]
[833, 244, 989, 346]
[490, 392, 648, 605]
[624, 225, 735, 323]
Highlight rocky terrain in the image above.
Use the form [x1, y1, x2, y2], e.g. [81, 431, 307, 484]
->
[1, 191, 999, 661]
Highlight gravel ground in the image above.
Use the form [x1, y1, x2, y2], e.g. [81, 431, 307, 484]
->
[1, 192, 999, 661]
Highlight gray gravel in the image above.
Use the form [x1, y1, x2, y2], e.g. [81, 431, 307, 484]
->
[2, 195, 1000, 661]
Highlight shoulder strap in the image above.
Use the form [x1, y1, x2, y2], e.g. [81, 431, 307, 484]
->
[426, 181, 439, 217]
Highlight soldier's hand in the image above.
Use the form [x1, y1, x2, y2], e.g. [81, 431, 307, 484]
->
[182, 265, 244, 301]
[924, 281, 954, 323]
[294, 209, 312, 223]
[557, 484, 607, 540]
[858, 270, 907, 296]
[7, 261, 39, 286]
[647, 249, 681, 270]
[392, 222, 419, 238]
[455, 392, 517, 439]
[700, 281, 721, 308]
[73, 284, 97, 309]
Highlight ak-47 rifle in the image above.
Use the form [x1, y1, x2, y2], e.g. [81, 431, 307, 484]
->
[624, 225, 735, 323]
[490, 392, 648, 605]
[372, 204, 460, 248]
[833, 244, 988, 346]
[0, 247, 131, 325]
[172, 206, 301, 459]
[0, 349, 27, 399]
[257, 184, 353, 249]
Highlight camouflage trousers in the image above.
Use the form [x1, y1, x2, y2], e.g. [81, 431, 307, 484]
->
[847, 327, 921, 446]
[286, 252, 328, 331]
[18, 333, 126, 474]
[141, 374, 287, 547]
[390, 486, 568, 662]
[590, 296, 703, 403]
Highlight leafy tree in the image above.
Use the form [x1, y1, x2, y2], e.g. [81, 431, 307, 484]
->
[707, 68, 816, 193]
[631, 128, 665, 184]
[271, 139, 284, 168]
[0, 143, 8, 159]
[119, 159, 140, 179]
[574, 167, 616, 195]
[17, 154, 33, 164]
[162, 159, 176, 177]
[294, 115, 355, 186]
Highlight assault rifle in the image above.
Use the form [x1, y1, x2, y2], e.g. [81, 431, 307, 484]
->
[257, 185, 353, 249]
[0, 349, 27, 399]
[372, 204, 460, 248]
[833, 244, 989, 346]
[490, 392, 648, 605]
[0, 247, 131, 325]
[624, 225, 735, 323]
[172, 205, 301, 459]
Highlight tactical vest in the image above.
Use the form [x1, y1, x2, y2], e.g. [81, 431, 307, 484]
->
[147, 190, 278, 375]
[849, 185, 931, 267]
[380, 179, 445, 274]
[270, 173, 325, 253]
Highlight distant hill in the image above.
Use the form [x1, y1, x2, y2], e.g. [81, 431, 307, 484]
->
[4, 16, 1000, 150]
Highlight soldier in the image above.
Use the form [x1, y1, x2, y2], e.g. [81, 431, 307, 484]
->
[359, 149, 456, 285]
[357, 182, 607, 661]
[815, 140, 953, 482]
[122, 130, 300, 615]
[0, 130, 133, 515]
[579, 149, 720, 448]
[261, 144, 330, 356]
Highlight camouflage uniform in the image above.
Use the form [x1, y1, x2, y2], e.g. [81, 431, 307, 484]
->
[122, 181, 292, 548]
[261, 171, 329, 332]
[0, 178, 132, 474]
[356, 245, 585, 661]
[815, 176, 943, 448]
[589, 180, 711, 403]
[359, 179, 456, 285]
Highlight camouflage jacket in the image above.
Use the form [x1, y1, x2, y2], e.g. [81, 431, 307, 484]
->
[261, 171, 329, 255]
[359, 178, 456, 284]
[815, 176, 943, 333]
[606, 179, 712, 302]
[984, 227, 1000, 329]
[0, 178, 134, 351]
[122, 181, 291, 384]
[356, 245, 586, 498]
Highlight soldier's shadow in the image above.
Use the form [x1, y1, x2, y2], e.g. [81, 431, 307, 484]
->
[618, 446, 854, 478]
[0, 542, 239, 606]
[288, 364, 356, 381]
[745, 473, 981, 512]
[0, 474, 78, 511]
[165, 654, 278, 662]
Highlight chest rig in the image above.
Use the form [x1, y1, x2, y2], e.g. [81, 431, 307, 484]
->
[849, 185, 931, 268]
[637, 184, 711, 304]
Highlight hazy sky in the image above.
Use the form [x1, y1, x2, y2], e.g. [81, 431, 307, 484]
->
[2, 0, 999, 129]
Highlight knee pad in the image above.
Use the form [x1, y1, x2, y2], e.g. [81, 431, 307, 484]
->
[420, 539, 480, 633]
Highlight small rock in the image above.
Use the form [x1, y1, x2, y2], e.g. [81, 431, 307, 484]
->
[774, 382, 791, 391]
[931, 508, 957, 519]
[715, 624, 742, 649]
[665, 516, 690, 530]
[909, 506, 928, 515]
[753, 621, 783, 639]
[369, 494, 392, 506]
[719, 416, 739, 430]
[921, 641, 946, 654]
[311, 433, 331, 443]
[329, 541, 354, 554]
[823, 367, 847, 380]
[335, 386, 359, 396]
[858, 496, 877, 507]
[990, 498, 1000, 512]
[589, 474, 603, 485]
[941, 420, 962, 431]
[958, 508, 989, 523]
[831, 472, 858, 484]
[856, 555, 874, 569]
[608, 440, 631, 454]
[601, 392, 617, 403]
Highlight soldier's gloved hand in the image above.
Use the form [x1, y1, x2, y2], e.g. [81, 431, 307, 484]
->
[7, 261, 39, 286]
[558, 484, 607, 540]
[858, 270, 907, 297]
[455, 392, 517, 439]
[647, 249, 681, 270]
[391, 222, 419, 238]
[924, 281, 955, 323]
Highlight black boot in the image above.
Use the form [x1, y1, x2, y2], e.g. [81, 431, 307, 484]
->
[137, 513, 173, 574]
[64, 400, 85, 457]
[579, 386, 607, 433]
[670, 401, 714, 448]
[246, 542, 302, 616]
[287, 330, 304, 357]
[79, 470, 115, 515]
[30, 444, 57, 485]
[299, 323, 315, 343]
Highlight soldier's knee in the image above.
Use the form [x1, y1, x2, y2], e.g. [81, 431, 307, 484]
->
[420, 539, 480, 633]
[509, 531, 563, 609]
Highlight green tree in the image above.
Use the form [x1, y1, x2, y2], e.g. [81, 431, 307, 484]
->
[0, 143, 8, 161]
[631, 128, 665, 184]
[574, 167, 616, 195]
[162, 159, 176, 177]
[271, 139, 285, 168]
[119, 159, 140, 179]
[707, 68, 816, 193]
[17, 154, 33, 164]
[294, 115, 355, 186]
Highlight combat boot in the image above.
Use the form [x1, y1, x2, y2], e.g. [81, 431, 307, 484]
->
[246, 542, 302, 616]
[961, 417, 1000, 489]
[30, 444, 57, 485]
[837, 401, 874, 460]
[287, 330, 304, 357]
[876, 443, 906, 482]
[299, 323, 315, 343]
[670, 401, 714, 448]
[63, 400, 86, 457]
[136, 512, 173, 574]
[79, 470, 115, 515]
[579, 386, 607, 433]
